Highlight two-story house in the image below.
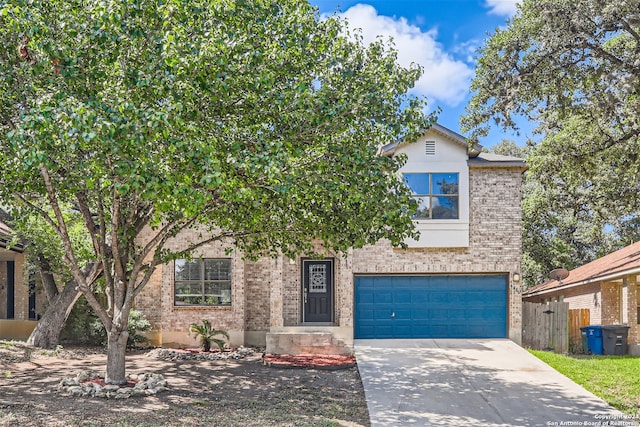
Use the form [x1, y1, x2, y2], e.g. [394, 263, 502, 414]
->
[135, 123, 527, 354]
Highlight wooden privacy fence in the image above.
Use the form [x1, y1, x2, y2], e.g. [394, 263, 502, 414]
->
[522, 302, 569, 353]
[569, 308, 590, 353]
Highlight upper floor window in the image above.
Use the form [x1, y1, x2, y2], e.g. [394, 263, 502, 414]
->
[174, 259, 231, 306]
[404, 173, 459, 219]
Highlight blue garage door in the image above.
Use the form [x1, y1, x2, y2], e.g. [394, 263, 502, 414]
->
[355, 275, 507, 339]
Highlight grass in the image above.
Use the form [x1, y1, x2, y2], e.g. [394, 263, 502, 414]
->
[530, 350, 640, 416]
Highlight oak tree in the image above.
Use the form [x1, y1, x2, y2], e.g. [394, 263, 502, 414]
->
[465, 0, 640, 286]
[463, 0, 640, 212]
[0, 0, 431, 383]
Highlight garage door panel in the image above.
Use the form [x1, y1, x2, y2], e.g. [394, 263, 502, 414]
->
[374, 291, 393, 304]
[355, 275, 507, 339]
[394, 290, 412, 304]
[393, 309, 411, 320]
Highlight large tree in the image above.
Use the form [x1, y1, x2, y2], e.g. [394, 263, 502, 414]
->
[0, 0, 431, 383]
[463, 0, 640, 286]
[10, 208, 102, 348]
[462, 0, 640, 213]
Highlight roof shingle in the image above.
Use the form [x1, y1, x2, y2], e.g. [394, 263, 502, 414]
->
[523, 241, 640, 296]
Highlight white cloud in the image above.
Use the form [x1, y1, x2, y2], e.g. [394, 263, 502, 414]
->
[338, 4, 473, 108]
[484, 0, 521, 17]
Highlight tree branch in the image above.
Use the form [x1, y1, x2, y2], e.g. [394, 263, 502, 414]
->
[35, 253, 59, 302]
[38, 164, 86, 288]
[75, 191, 100, 256]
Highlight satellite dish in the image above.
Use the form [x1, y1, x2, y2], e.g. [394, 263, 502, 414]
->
[549, 268, 569, 282]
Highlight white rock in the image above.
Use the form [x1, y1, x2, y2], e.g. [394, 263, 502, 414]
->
[134, 381, 147, 390]
[68, 386, 83, 396]
[76, 371, 90, 382]
[62, 378, 79, 386]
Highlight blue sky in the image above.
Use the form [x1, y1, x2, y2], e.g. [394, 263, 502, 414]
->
[309, 0, 527, 148]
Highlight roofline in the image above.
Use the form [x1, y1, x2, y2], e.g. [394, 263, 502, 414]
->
[381, 123, 483, 156]
[0, 239, 25, 253]
[523, 266, 640, 297]
[467, 159, 528, 170]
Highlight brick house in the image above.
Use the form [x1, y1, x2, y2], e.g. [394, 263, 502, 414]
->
[135, 123, 527, 354]
[523, 241, 640, 355]
[0, 217, 37, 340]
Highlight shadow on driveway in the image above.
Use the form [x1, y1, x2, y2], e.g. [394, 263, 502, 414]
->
[355, 338, 638, 427]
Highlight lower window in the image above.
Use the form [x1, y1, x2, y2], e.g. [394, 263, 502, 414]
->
[174, 259, 232, 306]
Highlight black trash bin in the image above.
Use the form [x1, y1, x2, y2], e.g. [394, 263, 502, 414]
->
[601, 325, 630, 356]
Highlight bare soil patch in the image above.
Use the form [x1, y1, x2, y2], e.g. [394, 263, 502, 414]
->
[0, 341, 370, 426]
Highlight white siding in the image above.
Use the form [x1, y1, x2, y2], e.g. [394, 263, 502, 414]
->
[396, 132, 470, 248]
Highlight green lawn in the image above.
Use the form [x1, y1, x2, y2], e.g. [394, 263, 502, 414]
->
[530, 350, 640, 416]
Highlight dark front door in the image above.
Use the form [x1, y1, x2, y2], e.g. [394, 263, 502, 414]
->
[302, 259, 333, 323]
[6, 261, 14, 319]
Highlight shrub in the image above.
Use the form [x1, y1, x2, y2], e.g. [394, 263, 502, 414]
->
[188, 320, 229, 352]
[62, 296, 151, 348]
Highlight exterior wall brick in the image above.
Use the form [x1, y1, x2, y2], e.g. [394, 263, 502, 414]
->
[244, 258, 272, 332]
[136, 165, 525, 347]
[601, 281, 622, 325]
[282, 257, 300, 326]
[627, 275, 638, 345]
[349, 166, 524, 342]
[560, 283, 603, 325]
[135, 227, 246, 346]
[527, 282, 604, 325]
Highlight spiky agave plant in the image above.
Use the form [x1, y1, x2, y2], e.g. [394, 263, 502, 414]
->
[188, 320, 229, 352]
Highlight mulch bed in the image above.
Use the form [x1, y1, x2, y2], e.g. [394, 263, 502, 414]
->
[161, 347, 358, 369]
[263, 353, 356, 369]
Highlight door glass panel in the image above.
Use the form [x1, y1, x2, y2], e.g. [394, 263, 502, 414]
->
[309, 264, 327, 293]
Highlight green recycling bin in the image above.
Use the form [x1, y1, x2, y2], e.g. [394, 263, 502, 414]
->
[601, 325, 630, 356]
[581, 328, 588, 354]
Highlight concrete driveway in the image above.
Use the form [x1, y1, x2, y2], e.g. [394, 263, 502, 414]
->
[355, 339, 637, 427]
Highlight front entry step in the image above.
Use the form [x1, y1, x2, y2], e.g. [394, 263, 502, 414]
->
[265, 332, 351, 355]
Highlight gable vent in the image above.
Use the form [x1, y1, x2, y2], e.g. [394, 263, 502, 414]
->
[425, 140, 436, 156]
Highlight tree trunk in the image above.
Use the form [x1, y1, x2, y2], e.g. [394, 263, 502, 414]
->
[105, 328, 129, 384]
[27, 261, 103, 349]
[37, 254, 59, 302]
[26, 282, 80, 348]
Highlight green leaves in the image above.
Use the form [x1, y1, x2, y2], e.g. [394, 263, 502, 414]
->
[465, 0, 640, 287]
[0, 0, 429, 283]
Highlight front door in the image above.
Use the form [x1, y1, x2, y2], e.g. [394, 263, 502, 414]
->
[302, 259, 333, 323]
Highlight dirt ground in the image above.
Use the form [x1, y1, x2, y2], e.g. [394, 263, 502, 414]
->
[0, 342, 370, 427]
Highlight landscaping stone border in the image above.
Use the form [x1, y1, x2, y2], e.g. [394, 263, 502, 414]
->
[57, 371, 168, 399]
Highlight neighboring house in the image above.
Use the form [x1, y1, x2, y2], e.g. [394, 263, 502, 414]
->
[523, 241, 640, 355]
[0, 217, 37, 340]
[135, 123, 527, 354]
